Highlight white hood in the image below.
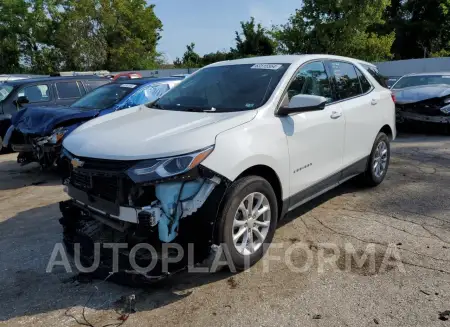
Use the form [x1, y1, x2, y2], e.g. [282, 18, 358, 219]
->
[63, 105, 256, 160]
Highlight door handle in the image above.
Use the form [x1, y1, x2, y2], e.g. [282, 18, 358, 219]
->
[330, 111, 342, 119]
[371, 99, 378, 105]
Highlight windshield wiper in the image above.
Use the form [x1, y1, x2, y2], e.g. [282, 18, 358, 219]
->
[185, 107, 210, 112]
[150, 102, 164, 109]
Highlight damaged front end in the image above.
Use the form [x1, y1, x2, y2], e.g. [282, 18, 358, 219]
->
[394, 86, 450, 124]
[59, 147, 230, 283]
[10, 106, 100, 167]
[396, 98, 450, 124]
[11, 127, 68, 167]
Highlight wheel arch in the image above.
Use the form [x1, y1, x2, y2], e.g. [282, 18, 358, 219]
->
[236, 164, 284, 220]
[380, 124, 393, 140]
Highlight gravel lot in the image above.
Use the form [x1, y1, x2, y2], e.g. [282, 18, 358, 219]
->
[0, 133, 449, 327]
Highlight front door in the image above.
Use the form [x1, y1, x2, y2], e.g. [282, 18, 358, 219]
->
[282, 61, 345, 209]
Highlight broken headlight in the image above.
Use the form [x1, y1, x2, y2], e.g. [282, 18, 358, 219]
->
[48, 127, 68, 144]
[127, 146, 214, 183]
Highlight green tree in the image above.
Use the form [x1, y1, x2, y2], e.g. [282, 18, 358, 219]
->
[0, 0, 25, 72]
[0, 0, 163, 73]
[233, 17, 276, 57]
[98, 0, 163, 70]
[273, 0, 395, 62]
[174, 42, 201, 67]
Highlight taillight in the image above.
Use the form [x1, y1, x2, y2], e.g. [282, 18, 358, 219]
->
[391, 93, 396, 103]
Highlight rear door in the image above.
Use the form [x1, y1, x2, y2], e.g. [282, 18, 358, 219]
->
[325, 60, 382, 174]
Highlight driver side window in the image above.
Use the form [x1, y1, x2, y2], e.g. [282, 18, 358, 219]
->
[287, 61, 332, 102]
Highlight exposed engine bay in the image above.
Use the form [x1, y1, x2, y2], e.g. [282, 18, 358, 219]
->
[59, 153, 230, 283]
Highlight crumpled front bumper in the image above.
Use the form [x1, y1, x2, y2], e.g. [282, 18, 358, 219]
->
[59, 169, 230, 284]
[396, 107, 450, 124]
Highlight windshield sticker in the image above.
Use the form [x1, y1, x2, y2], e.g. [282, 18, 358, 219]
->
[0, 89, 8, 97]
[245, 103, 255, 108]
[251, 64, 282, 70]
[120, 84, 137, 88]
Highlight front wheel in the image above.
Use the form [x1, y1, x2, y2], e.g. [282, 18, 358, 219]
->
[217, 176, 278, 271]
[360, 132, 390, 187]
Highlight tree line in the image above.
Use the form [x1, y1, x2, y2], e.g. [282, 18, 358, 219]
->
[0, 0, 162, 74]
[175, 0, 450, 67]
[1, 0, 450, 74]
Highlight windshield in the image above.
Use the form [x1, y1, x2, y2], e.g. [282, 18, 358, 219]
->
[0, 85, 13, 102]
[70, 83, 137, 110]
[392, 75, 450, 89]
[150, 64, 290, 112]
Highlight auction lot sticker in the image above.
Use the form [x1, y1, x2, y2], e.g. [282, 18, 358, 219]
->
[251, 64, 282, 70]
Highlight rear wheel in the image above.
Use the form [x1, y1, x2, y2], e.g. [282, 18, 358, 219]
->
[218, 176, 278, 270]
[360, 132, 390, 186]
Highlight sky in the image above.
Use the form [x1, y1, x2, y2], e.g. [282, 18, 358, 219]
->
[148, 0, 301, 63]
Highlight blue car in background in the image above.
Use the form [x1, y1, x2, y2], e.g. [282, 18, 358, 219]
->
[7, 77, 183, 168]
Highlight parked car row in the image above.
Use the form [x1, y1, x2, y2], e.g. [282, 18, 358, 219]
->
[0, 76, 110, 152]
[4, 77, 183, 169]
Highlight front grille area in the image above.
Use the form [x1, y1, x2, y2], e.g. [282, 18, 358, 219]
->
[73, 156, 137, 172]
[71, 170, 119, 203]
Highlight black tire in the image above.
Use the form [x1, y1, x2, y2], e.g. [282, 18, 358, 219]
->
[360, 132, 390, 187]
[0, 135, 3, 154]
[217, 176, 278, 271]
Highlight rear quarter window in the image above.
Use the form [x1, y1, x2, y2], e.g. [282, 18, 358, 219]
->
[56, 81, 82, 99]
[361, 64, 388, 88]
[84, 80, 110, 91]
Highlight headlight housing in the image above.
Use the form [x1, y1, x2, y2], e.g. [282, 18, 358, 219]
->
[48, 127, 68, 144]
[127, 146, 214, 183]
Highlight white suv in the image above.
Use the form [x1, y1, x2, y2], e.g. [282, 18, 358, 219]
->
[60, 55, 395, 276]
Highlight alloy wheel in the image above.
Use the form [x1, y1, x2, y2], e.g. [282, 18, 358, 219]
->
[373, 140, 388, 178]
[232, 192, 271, 255]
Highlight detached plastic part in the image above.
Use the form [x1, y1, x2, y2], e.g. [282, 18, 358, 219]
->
[156, 176, 221, 243]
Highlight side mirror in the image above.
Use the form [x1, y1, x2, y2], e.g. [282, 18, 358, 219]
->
[277, 94, 328, 116]
[14, 96, 29, 106]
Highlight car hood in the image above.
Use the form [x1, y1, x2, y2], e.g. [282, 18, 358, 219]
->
[12, 106, 100, 136]
[63, 105, 257, 160]
[394, 85, 450, 104]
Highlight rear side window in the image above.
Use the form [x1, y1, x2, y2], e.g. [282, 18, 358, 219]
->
[56, 81, 82, 99]
[356, 68, 372, 93]
[329, 61, 362, 100]
[361, 64, 388, 88]
[84, 80, 109, 91]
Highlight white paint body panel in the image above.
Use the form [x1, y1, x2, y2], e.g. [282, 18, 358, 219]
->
[284, 102, 345, 193]
[63, 54, 396, 206]
[64, 106, 256, 160]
